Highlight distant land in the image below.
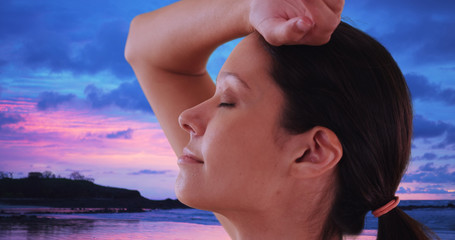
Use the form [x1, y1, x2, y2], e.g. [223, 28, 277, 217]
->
[0, 177, 189, 210]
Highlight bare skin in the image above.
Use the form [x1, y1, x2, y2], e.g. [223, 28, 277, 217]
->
[125, 0, 344, 239]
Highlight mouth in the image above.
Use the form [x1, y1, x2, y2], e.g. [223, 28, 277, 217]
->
[178, 148, 204, 164]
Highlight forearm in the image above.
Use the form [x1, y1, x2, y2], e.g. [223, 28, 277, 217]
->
[125, 0, 253, 75]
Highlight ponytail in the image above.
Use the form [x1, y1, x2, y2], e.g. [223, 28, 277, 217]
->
[377, 208, 439, 240]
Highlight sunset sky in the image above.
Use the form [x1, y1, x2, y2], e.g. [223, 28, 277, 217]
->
[1, 0, 454, 200]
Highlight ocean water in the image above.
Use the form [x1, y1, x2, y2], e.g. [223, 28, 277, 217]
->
[0, 200, 454, 240]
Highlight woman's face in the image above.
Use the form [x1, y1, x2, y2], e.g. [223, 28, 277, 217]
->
[176, 35, 295, 212]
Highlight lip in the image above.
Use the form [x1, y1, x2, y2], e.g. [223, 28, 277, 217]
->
[178, 148, 204, 164]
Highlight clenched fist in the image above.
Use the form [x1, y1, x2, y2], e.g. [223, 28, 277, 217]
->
[249, 0, 344, 46]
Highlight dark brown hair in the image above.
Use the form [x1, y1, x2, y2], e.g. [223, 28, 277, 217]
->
[261, 22, 438, 240]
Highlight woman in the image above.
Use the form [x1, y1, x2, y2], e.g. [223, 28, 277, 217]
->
[125, 0, 438, 239]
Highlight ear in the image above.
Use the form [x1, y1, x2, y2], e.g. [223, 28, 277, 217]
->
[290, 127, 343, 179]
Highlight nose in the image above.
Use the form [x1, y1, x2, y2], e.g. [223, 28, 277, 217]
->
[178, 104, 206, 136]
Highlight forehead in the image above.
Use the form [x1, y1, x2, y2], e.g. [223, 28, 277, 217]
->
[218, 34, 273, 89]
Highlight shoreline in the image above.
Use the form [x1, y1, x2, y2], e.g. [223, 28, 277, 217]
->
[0, 197, 190, 211]
[0, 207, 147, 215]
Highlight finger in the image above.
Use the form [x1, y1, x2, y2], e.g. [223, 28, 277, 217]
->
[259, 17, 313, 46]
[299, 0, 341, 45]
[287, 17, 315, 44]
[295, 17, 315, 33]
[256, 18, 289, 46]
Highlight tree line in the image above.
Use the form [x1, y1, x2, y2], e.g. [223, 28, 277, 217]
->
[0, 170, 94, 182]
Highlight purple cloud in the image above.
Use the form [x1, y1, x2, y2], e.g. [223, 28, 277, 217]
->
[0, 112, 24, 128]
[106, 128, 133, 139]
[129, 169, 170, 175]
[402, 163, 455, 183]
[36, 91, 75, 111]
[412, 153, 438, 161]
[397, 185, 451, 194]
[84, 81, 152, 113]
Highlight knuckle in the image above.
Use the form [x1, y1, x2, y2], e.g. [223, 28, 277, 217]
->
[334, 0, 345, 13]
[324, 0, 345, 13]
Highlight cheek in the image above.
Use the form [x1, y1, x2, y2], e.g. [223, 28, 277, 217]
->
[204, 115, 268, 158]
[203, 114, 283, 183]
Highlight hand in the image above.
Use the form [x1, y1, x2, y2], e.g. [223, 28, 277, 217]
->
[249, 0, 344, 46]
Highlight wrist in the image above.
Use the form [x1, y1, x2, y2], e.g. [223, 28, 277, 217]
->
[228, 0, 254, 36]
[243, 0, 255, 35]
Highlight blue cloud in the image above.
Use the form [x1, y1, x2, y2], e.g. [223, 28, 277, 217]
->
[0, 0, 42, 39]
[402, 163, 455, 183]
[406, 74, 455, 106]
[419, 163, 447, 172]
[106, 128, 133, 139]
[412, 153, 438, 161]
[129, 169, 170, 175]
[1, 2, 75, 72]
[36, 91, 76, 111]
[432, 128, 455, 150]
[406, 74, 439, 100]
[433, 125, 455, 150]
[413, 115, 452, 139]
[74, 20, 133, 77]
[354, 0, 455, 65]
[440, 88, 455, 105]
[0, 1, 134, 78]
[412, 115, 455, 149]
[439, 155, 455, 161]
[360, 0, 455, 13]
[84, 81, 152, 113]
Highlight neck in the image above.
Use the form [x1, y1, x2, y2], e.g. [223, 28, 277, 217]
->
[215, 212, 324, 240]
[214, 180, 339, 240]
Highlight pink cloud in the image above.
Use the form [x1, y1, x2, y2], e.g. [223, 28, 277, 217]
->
[0, 98, 177, 175]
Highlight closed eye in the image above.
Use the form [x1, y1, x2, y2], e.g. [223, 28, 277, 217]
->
[218, 102, 235, 108]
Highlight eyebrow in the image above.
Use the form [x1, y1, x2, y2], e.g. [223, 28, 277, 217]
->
[217, 72, 251, 90]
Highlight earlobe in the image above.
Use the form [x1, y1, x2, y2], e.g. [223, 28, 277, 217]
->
[290, 127, 343, 179]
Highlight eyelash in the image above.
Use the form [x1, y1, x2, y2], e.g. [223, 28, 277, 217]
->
[218, 102, 235, 108]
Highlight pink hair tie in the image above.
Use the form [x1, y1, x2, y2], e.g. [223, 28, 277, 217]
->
[372, 196, 400, 218]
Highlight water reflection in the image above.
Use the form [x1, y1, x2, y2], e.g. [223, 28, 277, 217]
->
[0, 217, 229, 240]
[1, 207, 453, 240]
[2, 217, 97, 240]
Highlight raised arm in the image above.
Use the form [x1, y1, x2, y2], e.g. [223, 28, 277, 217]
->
[125, 0, 252, 155]
[124, 0, 344, 156]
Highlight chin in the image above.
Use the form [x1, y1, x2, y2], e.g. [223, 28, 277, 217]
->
[176, 175, 230, 212]
[175, 173, 207, 210]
